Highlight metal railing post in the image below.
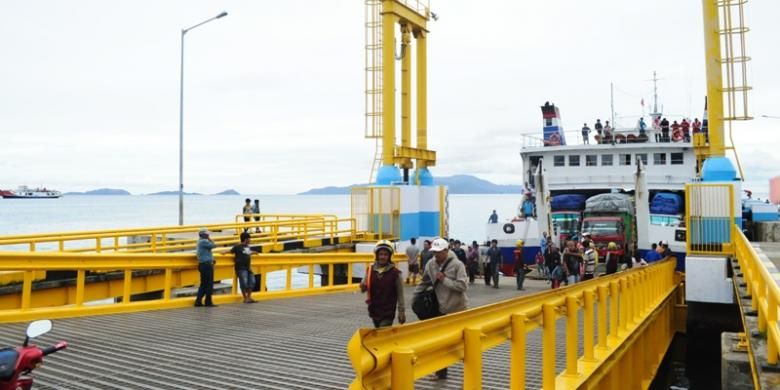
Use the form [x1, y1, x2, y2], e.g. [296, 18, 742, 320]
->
[463, 327, 483, 389]
[510, 314, 526, 390]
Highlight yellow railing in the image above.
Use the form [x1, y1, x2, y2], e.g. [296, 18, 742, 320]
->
[733, 226, 779, 366]
[0, 215, 356, 254]
[348, 259, 682, 389]
[0, 251, 376, 323]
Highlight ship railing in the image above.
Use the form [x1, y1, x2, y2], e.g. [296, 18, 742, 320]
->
[0, 215, 357, 254]
[348, 258, 683, 389]
[733, 226, 780, 368]
[0, 251, 393, 323]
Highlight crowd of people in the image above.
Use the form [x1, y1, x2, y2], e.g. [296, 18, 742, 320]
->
[580, 117, 704, 144]
[536, 232, 674, 289]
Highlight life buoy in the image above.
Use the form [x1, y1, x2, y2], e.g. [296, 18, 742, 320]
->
[549, 133, 561, 145]
[672, 128, 683, 142]
[503, 223, 515, 234]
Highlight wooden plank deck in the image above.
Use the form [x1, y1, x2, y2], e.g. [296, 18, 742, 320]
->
[0, 276, 587, 389]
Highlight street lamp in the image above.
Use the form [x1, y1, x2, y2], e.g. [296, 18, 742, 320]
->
[178, 11, 228, 225]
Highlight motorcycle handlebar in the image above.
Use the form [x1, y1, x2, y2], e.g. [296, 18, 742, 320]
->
[41, 341, 68, 356]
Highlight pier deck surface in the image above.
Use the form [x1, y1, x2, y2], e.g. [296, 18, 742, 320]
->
[754, 241, 780, 271]
[0, 276, 586, 389]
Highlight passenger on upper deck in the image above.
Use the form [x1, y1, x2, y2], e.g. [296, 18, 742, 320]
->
[660, 118, 670, 142]
[692, 118, 702, 134]
[681, 119, 691, 142]
[638, 117, 647, 136]
[594, 119, 603, 142]
[581, 123, 591, 144]
[671, 121, 682, 142]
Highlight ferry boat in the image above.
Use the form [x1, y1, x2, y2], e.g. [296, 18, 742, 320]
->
[487, 99, 710, 274]
[1, 186, 62, 199]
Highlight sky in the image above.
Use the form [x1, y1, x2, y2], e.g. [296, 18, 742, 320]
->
[1, 0, 778, 195]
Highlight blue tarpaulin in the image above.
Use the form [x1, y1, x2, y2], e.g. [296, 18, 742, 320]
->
[650, 193, 683, 215]
[551, 194, 588, 211]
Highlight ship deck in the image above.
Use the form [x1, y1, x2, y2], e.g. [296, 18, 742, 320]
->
[0, 276, 587, 390]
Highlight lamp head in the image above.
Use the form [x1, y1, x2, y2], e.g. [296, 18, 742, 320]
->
[217, 11, 228, 19]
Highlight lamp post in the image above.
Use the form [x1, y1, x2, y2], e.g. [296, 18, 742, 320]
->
[179, 11, 228, 225]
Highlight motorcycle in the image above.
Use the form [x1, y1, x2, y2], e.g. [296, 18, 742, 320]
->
[0, 320, 67, 390]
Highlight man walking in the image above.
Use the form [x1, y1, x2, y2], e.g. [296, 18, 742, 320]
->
[361, 240, 406, 328]
[420, 239, 434, 270]
[195, 228, 217, 307]
[486, 239, 502, 288]
[414, 238, 468, 380]
[405, 237, 421, 284]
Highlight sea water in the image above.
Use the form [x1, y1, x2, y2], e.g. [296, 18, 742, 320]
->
[0, 194, 522, 290]
[0, 194, 522, 241]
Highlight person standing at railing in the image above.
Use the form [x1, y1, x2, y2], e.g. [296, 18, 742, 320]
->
[231, 232, 259, 304]
[242, 198, 252, 233]
[594, 119, 603, 143]
[581, 123, 591, 144]
[195, 228, 217, 307]
[660, 118, 670, 142]
[360, 240, 406, 328]
[252, 199, 261, 233]
[413, 237, 468, 380]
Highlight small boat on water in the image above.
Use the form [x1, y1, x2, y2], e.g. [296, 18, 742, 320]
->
[1, 186, 62, 199]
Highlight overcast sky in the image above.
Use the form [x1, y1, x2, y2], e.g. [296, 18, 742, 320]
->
[1, 1, 778, 195]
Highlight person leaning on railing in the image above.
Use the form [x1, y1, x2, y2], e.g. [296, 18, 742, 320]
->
[413, 238, 469, 381]
[195, 228, 217, 307]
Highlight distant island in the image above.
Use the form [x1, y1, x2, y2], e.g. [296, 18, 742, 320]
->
[299, 175, 522, 195]
[64, 188, 131, 196]
[147, 191, 203, 196]
[60, 188, 242, 196]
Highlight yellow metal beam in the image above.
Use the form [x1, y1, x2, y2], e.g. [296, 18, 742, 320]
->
[400, 23, 412, 155]
[414, 28, 428, 167]
[381, 5, 397, 166]
[702, 0, 725, 158]
[380, 0, 428, 31]
[393, 145, 436, 165]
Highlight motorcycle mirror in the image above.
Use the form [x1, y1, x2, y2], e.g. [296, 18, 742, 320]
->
[26, 320, 52, 339]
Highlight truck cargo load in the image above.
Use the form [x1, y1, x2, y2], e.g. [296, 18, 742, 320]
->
[551, 194, 587, 211]
[584, 193, 635, 215]
[650, 193, 683, 215]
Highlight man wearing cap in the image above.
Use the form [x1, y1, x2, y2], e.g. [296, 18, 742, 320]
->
[195, 228, 217, 307]
[360, 240, 406, 328]
[414, 237, 468, 380]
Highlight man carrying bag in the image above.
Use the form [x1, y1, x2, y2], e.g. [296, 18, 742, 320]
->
[412, 237, 469, 380]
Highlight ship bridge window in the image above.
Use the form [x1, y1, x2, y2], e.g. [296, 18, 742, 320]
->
[569, 155, 580, 166]
[650, 215, 682, 226]
[545, 118, 553, 126]
[619, 154, 632, 166]
[586, 155, 598, 166]
[671, 153, 684, 165]
[554, 155, 565, 167]
[654, 153, 667, 165]
[637, 153, 648, 165]
[601, 154, 613, 166]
